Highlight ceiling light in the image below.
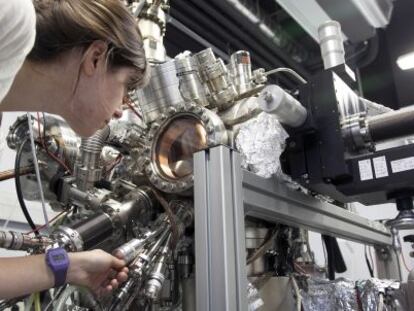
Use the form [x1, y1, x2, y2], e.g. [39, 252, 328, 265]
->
[397, 52, 414, 70]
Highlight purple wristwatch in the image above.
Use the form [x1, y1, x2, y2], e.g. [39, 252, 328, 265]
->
[45, 247, 69, 287]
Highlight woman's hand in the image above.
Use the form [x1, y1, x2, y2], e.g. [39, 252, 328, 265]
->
[66, 249, 129, 296]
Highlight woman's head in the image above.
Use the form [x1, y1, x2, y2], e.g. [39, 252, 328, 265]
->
[29, 0, 150, 136]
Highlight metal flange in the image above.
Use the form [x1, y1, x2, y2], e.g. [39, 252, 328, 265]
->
[140, 103, 228, 193]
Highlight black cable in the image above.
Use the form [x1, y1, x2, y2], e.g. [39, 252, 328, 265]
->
[364, 246, 374, 277]
[14, 138, 39, 236]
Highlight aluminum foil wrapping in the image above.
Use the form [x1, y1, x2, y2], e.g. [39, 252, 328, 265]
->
[355, 278, 401, 311]
[247, 281, 264, 311]
[300, 278, 358, 311]
[235, 112, 288, 179]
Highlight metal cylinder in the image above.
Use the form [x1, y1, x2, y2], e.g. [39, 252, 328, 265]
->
[55, 213, 113, 251]
[113, 238, 146, 264]
[230, 50, 253, 95]
[138, 3, 166, 63]
[258, 85, 307, 127]
[136, 60, 184, 123]
[195, 48, 237, 110]
[366, 106, 414, 143]
[74, 126, 110, 191]
[318, 21, 345, 70]
[0, 231, 52, 251]
[175, 52, 208, 106]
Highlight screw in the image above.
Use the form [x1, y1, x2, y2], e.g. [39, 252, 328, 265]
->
[264, 92, 273, 103]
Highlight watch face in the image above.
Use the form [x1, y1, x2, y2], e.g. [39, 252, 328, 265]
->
[52, 253, 66, 261]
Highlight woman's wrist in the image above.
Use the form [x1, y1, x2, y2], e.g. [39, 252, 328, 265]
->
[66, 252, 82, 285]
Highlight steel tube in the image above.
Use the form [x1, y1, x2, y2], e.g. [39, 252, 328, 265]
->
[367, 106, 414, 142]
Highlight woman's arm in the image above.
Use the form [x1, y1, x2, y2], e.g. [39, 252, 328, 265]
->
[0, 249, 128, 299]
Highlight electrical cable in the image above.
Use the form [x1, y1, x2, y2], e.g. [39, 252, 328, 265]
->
[368, 246, 376, 277]
[401, 251, 412, 273]
[290, 275, 302, 311]
[364, 245, 374, 277]
[246, 228, 278, 265]
[34, 293, 41, 311]
[264, 67, 307, 84]
[25, 209, 70, 235]
[36, 112, 72, 174]
[15, 138, 39, 235]
[124, 98, 143, 119]
[27, 113, 50, 233]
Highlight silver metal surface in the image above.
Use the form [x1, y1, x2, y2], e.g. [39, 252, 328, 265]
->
[229, 50, 254, 95]
[175, 52, 208, 106]
[318, 20, 345, 69]
[194, 146, 248, 311]
[135, 60, 184, 123]
[243, 169, 392, 246]
[74, 126, 110, 191]
[195, 48, 237, 110]
[142, 103, 228, 193]
[258, 84, 307, 127]
[138, 2, 166, 63]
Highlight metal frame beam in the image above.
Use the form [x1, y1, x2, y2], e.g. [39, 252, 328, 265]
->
[243, 170, 392, 246]
[194, 145, 247, 311]
[194, 145, 393, 311]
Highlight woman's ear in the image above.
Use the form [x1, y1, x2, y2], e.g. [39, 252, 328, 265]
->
[81, 41, 108, 76]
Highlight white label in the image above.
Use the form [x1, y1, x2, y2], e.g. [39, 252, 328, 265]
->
[358, 159, 373, 181]
[373, 156, 388, 178]
[391, 156, 414, 173]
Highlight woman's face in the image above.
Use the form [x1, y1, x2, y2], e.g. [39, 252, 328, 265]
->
[63, 42, 138, 137]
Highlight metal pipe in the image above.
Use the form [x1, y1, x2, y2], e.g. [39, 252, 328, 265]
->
[0, 166, 33, 181]
[318, 21, 345, 70]
[367, 106, 414, 142]
[257, 84, 307, 127]
[74, 126, 110, 191]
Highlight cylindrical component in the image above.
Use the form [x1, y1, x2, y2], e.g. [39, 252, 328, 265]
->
[195, 48, 237, 110]
[0, 231, 52, 251]
[74, 126, 110, 191]
[113, 238, 146, 264]
[73, 213, 113, 250]
[367, 106, 414, 142]
[175, 52, 208, 106]
[145, 236, 171, 301]
[138, 3, 166, 63]
[135, 60, 184, 123]
[230, 50, 253, 95]
[0, 166, 33, 181]
[54, 212, 113, 251]
[318, 21, 345, 70]
[258, 85, 307, 127]
[109, 279, 136, 311]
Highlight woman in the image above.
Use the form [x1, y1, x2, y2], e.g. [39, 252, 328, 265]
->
[0, 0, 149, 299]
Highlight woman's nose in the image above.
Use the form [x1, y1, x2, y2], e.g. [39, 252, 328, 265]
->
[113, 108, 123, 119]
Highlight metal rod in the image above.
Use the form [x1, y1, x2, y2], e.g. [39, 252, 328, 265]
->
[27, 113, 50, 233]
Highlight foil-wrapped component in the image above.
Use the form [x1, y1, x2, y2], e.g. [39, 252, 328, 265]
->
[355, 278, 401, 311]
[247, 281, 264, 311]
[235, 112, 288, 179]
[300, 278, 358, 311]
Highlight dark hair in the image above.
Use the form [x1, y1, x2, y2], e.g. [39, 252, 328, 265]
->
[29, 0, 150, 89]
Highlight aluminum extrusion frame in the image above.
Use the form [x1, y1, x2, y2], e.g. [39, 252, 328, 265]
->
[194, 145, 393, 311]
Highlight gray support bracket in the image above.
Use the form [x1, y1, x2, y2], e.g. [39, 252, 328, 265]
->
[194, 145, 248, 311]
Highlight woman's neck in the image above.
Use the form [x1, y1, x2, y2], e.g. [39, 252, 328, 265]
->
[0, 59, 78, 115]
